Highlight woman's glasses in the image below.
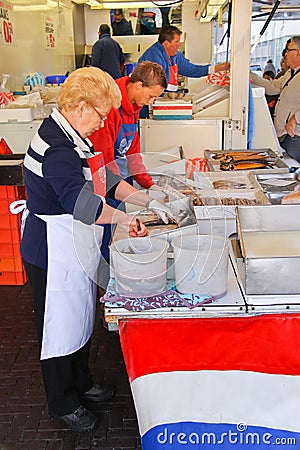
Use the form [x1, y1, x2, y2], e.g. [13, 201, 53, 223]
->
[92, 106, 107, 123]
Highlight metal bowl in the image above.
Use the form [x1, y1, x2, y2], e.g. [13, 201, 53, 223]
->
[164, 91, 185, 100]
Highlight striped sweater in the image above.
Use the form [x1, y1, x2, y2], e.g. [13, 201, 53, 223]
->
[21, 109, 120, 269]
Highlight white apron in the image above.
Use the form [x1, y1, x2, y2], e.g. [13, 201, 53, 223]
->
[37, 214, 103, 360]
[26, 108, 106, 360]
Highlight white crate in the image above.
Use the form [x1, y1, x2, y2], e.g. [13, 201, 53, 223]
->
[0, 108, 33, 123]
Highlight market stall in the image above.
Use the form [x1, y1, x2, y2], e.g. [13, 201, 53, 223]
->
[102, 159, 300, 450]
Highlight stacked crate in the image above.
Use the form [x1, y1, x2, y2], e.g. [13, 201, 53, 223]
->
[0, 158, 27, 285]
[153, 99, 193, 120]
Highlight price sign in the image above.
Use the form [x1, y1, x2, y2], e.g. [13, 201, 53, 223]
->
[0, 1, 14, 46]
[43, 15, 56, 49]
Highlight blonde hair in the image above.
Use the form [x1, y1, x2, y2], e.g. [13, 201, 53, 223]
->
[57, 67, 121, 112]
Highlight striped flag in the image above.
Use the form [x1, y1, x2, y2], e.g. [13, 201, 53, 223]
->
[119, 315, 300, 449]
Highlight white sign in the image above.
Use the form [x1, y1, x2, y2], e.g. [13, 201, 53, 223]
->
[0, 1, 14, 46]
[43, 14, 56, 49]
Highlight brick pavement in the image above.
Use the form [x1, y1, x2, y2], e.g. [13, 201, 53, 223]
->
[0, 284, 141, 450]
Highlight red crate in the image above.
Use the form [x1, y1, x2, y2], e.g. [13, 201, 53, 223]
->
[0, 242, 21, 258]
[0, 256, 24, 272]
[0, 197, 25, 215]
[0, 212, 21, 229]
[0, 186, 18, 199]
[0, 227, 21, 243]
[0, 185, 26, 199]
[0, 270, 27, 285]
[0, 198, 13, 215]
[0, 186, 25, 235]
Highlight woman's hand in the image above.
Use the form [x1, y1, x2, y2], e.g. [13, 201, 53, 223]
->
[146, 199, 173, 224]
[129, 217, 148, 237]
[120, 216, 148, 237]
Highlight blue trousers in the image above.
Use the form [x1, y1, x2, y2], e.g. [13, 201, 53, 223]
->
[280, 134, 300, 163]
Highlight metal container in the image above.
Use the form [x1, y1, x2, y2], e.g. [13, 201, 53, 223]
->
[193, 188, 269, 237]
[235, 205, 300, 295]
[254, 173, 300, 204]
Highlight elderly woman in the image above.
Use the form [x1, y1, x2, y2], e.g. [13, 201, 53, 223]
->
[21, 67, 170, 432]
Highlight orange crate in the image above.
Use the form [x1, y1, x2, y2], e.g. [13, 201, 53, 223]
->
[0, 186, 26, 227]
[0, 212, 21, 229]
[0, 256, 24, 272]
[0, 198, 13, 215]
[0, 186, 26, 199]
[0, 196, 25, 215]
[0, 270, 27, 285]
[0, 227, 21, 243]
[0, 242, 21, 257]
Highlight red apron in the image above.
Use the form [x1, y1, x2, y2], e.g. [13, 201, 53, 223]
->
[87, 152, 106, 197]
[167, 60, 179, 92]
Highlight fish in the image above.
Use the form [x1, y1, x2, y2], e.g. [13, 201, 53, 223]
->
[220, 162, 268, 171]
[212, 151, 268, 160]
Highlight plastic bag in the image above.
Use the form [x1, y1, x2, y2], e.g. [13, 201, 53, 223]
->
[206, 70, 230, 87]
[0, 74, 15, 106]
[186, 158, 209, 179]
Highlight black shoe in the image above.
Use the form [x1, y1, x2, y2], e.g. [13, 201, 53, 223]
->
[82, 384, 114, 402]
[50, 405, 98, 432]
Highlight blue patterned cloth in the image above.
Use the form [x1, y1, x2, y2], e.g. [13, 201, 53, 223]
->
[100, 279, 213, 311]
[24, 72, 46, 89]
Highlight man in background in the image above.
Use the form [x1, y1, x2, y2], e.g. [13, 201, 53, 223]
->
[112, 9, 133, 36]
[91, 24, 125, 80]
[264, 59, 276, 78]
[138, 25, 227, 92]
[275, 47, 290, 79]
[251, 36, 300, 163]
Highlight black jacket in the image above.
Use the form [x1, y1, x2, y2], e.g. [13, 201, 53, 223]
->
[91, 34, 125, 79]
[112, 19, 133, 36]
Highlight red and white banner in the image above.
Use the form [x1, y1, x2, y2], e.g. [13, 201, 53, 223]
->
[119, 315, 300, 449]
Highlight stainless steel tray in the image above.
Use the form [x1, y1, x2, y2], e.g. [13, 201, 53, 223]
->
[254, 173, 300, 204]
[231, 240, 300, 309]
[236, 204, 300, 234]
[234, 205, 300, 295]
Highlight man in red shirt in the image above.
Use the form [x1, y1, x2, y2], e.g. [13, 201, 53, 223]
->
[90, 61, 168, 263]
[90, 61, 167, 191]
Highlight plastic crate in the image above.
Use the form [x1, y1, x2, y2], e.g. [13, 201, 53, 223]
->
[0, 227, 21, 243]
[0, 185, 25, 199]
[0, 187, 26, 216]
[0, 270, 27, 285]
[0, 185, 25, 238]
[0, 213, 21, 229]
[0, 256, 24, 272]
[0, 242, 21, 258]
